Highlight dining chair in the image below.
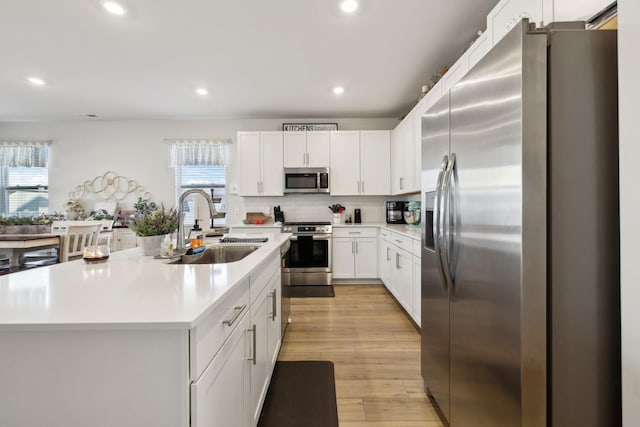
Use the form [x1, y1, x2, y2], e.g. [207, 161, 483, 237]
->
[60, 224, 101, 262]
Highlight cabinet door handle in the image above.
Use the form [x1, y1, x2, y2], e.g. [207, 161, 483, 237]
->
[386, 247, 390, 261]
[306, 152, 309, 165]
[257, 182, 260, 193]
[303, 152, 306, 165]
[396, 253, 400, 269]
[358, 180, 361, 193]
[222, 304, 246, 326]
[355, 241, 358, 254]
[361, 181, 364, 193]
[400, 177, 404, 190]
[248, 324, 257, 365]
[271, 289, 277, 321]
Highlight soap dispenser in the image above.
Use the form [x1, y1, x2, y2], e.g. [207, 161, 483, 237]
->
[189, 219, 204, 249]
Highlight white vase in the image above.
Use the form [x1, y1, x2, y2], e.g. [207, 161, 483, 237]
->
[332, 213, 342, 224]
[137, 234, 167, 257]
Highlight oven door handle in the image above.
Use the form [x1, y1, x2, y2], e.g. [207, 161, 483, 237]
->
[289, 235, 332, 241]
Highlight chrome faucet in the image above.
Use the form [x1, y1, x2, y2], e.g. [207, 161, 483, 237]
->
[177, 189, 217, 251]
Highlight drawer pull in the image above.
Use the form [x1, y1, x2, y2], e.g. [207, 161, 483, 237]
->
[222, 304, 247, 326]
[395, 239, 403, 244]
[349, 232, 361, 234]
[271, 289, 277, 321]
[248, 324, 257, 365]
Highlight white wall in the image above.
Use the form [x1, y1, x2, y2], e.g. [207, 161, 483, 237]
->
[0, 117, 397, 221]
[619, 1, 640, 425]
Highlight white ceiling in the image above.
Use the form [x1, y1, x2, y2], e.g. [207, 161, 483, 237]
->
[0, 0, 499, 121]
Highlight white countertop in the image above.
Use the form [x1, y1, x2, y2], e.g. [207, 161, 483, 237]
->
[0, 234, 291, 331]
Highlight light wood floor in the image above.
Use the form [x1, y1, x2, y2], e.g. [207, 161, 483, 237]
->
[278, 284, 444, 427]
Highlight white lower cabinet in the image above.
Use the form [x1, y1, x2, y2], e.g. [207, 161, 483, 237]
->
[191, 252, 281, 427]
[248, 258, 281, 426]
[111, 228, 137, 252]
[333, 227, 378, 279]
[379, 232, 393, 286]
[191, 313, 251, 427]
[391, 246, 413, 315]
[379, 229, 421, 326]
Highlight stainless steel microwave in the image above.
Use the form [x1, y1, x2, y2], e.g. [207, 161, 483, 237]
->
[283, 168, 330, 193]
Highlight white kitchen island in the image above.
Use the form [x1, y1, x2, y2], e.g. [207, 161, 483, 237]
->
[0, 234, 290, 427]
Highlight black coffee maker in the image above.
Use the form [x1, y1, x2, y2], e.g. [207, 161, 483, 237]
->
[354, 208, 361, 224]
[274, 206, 285, 223]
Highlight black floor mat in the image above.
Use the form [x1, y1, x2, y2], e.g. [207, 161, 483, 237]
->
[287, 285, 335, 298]
[258, 361, 338, 427]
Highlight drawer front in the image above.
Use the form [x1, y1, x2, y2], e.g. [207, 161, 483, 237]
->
[412, 238, 422, 258]
[379, 228, 391, 242]
[250, 252, 280, 304]
[191, 313, 249, 427]
[390, 232, 412, 251]
[190, 277, 250, 381]
[333, 227, 378, 238]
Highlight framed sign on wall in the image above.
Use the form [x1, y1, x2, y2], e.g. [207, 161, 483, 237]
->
[282, 123, 338, 131]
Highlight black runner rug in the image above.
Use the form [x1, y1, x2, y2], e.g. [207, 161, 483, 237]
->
[258, 361, 338, 427]
[287, 285, 335, 298]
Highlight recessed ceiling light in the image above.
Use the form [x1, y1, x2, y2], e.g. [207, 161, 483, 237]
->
[340, 0, 359, 14]
[102, 1, 126, 16]
[332, 86, 345, 95]
[27, 77, 46, 86]
[195, 88, 209, 96]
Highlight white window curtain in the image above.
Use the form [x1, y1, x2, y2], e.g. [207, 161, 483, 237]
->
[0, 140, 50, 167]
[169, 139, 231, 167]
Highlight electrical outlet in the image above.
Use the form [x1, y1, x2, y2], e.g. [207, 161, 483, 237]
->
[229, 184, 238, 195]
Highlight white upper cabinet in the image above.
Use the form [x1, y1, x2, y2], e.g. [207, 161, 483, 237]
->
[283, 131, 330, 167]
[553, 0, 612, 21]
[330, 131, 360, 195]
[391, 113, 417, 195]
[330, 130, 390, 196]
[360, 131, 390, 195]
[306, 131, 331, 167]
[237, 131, 283, 196]
[487, 0, 553, 46]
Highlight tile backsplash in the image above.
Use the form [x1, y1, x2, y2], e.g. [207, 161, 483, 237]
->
[227, 194, 393, 225]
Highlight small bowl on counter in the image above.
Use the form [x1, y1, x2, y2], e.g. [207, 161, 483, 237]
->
[82, 245, 110, 264]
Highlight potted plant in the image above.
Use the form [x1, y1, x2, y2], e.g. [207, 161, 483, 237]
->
[0, 215, 54, 234]
[128, 199, 179, 256]
[64, 199, 84, 220]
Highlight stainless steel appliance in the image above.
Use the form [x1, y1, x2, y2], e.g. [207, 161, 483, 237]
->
[421, 21, 620, 427]
[386, 201, 407, 224]
[283, 168, 330, 193]
[279, 239, 291, 339]
[281, 222, 332, 285]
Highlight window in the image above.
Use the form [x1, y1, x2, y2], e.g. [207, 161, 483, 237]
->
[0, 167, 49, 216]
[0, 141, 50, 216]
[175, 165, 226, 228]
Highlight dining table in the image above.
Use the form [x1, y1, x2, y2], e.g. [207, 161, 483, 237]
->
[0, 234, 62, 267]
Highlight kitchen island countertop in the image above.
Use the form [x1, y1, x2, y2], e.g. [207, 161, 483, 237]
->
[0, 233, 291, 331]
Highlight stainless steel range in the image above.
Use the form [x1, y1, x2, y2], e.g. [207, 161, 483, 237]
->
[281, 222, 332, 286]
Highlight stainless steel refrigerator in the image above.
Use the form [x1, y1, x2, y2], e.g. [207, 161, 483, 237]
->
[420, 20, 620, 427]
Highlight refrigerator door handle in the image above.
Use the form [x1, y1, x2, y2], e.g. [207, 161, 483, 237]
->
[441, 153, 456, 295]
[433, 155, 449, 291]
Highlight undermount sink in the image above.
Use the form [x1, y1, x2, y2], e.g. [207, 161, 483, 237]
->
[168, 245, 259, 265]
